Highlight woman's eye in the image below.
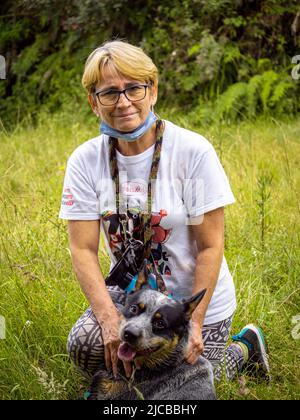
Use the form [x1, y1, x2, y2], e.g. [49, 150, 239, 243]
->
[128, 86, 142, 93]
[102, 91, 117, 98]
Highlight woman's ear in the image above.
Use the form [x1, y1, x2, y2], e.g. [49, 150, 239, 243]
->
[150, 84, 158, 108]
[88, 93, 100, 117]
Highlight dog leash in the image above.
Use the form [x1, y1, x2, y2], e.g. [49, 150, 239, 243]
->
[108, 119, 169, 295]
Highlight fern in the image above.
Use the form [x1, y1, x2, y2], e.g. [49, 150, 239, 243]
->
[260, 71, 279, 113]
[216, 82, 248, 120]
[222, 45, 242, 65]
[269, 78, 295, 110]
[213, 69, 295, 122]
[257, 58, 272, 73]
[12, 34, 49, 77]
[247, 74, 263, 117]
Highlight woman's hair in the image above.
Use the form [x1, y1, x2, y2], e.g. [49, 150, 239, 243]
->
[82, 40, 158, 94]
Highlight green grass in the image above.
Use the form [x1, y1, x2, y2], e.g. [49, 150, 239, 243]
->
[0, 111, 299, 400]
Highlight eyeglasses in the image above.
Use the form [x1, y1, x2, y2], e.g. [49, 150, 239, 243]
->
[94, 83, 151, 106]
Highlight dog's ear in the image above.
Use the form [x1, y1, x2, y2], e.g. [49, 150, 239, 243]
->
[182, 289, 206, 320]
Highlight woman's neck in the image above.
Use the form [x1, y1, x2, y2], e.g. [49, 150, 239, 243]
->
[116, 123, 157, 156]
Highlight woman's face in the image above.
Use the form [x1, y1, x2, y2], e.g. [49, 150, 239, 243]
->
[89, 65, 157, 132]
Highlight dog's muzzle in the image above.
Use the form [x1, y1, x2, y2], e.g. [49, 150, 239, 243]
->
[122, 327, 141, 345]
[118, 327, 161, 362]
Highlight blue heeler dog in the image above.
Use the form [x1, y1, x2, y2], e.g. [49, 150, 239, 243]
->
[88, 287, 216, 400]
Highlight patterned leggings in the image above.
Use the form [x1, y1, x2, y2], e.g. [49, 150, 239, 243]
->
[67, 286, 244, 381]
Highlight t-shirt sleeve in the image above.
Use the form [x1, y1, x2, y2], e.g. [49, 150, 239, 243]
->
[58, 152, 101, 220]
[183, 144, 235, 217]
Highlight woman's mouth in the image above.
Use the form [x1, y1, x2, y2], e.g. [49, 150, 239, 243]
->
[114, 113, 137, 119]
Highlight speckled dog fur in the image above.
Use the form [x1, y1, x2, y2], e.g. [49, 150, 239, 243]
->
[89, 288, 216, 400]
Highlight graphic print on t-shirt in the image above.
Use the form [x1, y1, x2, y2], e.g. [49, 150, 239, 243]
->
[102, 208, 172, 276]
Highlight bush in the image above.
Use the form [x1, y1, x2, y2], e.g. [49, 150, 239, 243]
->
[0, 0, 299, 127]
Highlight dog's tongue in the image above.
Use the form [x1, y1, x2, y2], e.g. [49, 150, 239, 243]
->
[118, 342, 137, 362]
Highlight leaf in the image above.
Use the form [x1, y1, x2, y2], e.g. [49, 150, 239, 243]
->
[260, 71, 279, 112]
[188, 44, 201, 57]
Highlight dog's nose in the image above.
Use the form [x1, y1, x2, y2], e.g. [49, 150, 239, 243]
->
[123, 328, 141, 344]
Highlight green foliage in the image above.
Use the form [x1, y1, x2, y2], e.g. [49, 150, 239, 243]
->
[216, 82, 249, 120]
[247, 75, 263, 117]
[0, 0, 299, 127]
[0, 21, 28, 47]
[196, 31, 224, 84]
[1, 116, 300, 399]
[12, 35, 49, 76]
[211, 71, 296, 122]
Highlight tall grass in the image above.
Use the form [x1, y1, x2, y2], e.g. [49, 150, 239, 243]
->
[0, 111, 299, 399]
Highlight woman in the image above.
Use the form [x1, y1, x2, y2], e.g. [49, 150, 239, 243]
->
[59, 40, 270, 383]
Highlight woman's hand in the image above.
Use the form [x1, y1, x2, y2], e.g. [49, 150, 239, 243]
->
[185, 320, 204, 364]
[101, 314, 132, 379]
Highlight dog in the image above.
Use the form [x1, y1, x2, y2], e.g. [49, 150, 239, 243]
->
[88, 287, 216, 400]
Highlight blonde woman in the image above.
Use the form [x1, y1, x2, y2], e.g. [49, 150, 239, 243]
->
[59, 40, 270, 384]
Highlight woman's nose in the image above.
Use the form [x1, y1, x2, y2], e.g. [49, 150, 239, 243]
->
[116, 92, 131, 107]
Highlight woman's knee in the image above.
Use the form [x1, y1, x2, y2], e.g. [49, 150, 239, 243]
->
[67, 307, 104, 375]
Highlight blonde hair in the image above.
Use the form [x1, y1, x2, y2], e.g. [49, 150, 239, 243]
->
[82, 40, 158, 94]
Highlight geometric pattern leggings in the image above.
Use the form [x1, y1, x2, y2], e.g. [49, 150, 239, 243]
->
[67, 286, 245, 381]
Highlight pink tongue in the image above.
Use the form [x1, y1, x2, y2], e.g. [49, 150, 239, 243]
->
[118, 342, 137, 362]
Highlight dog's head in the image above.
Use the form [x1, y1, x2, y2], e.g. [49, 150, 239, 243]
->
[117, 288, 206, 369]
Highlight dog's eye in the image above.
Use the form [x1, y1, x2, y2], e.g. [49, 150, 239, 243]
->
[129, 305, 139, 315]
[153, 319, 166, 330]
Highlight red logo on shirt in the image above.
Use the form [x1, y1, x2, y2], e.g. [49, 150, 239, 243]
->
[62, 187, 74, 207]
[121, 182, 147, 195]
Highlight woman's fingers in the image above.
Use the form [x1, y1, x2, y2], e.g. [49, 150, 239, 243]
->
[105, 340, 132, 379]
[123, 361, 132, 378]
[111, 345, 119, 378]
[185, 322, 204, 364]
[186, 347, 202, 364]
[185, 338, 204, 364]
[101, 314, 123, 377]
[104, 342, 119, 378]
[104, 344, 112, 372]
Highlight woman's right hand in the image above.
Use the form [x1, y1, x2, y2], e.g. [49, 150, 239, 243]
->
[101, 313, 132, 379]
[67, 220, 132, 378]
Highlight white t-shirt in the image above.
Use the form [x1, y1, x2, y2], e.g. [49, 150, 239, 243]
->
[59, 120, 237, 324]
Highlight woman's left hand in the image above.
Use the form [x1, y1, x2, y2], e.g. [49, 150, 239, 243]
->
[185, 321, 204, 364]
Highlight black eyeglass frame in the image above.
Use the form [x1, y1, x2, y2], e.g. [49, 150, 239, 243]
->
[93, 83, 151, 106]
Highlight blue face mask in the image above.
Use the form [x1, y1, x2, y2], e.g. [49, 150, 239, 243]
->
[100, 111, 158, 142]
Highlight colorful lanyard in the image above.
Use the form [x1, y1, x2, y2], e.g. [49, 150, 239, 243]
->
[108, 119, 168, 294]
